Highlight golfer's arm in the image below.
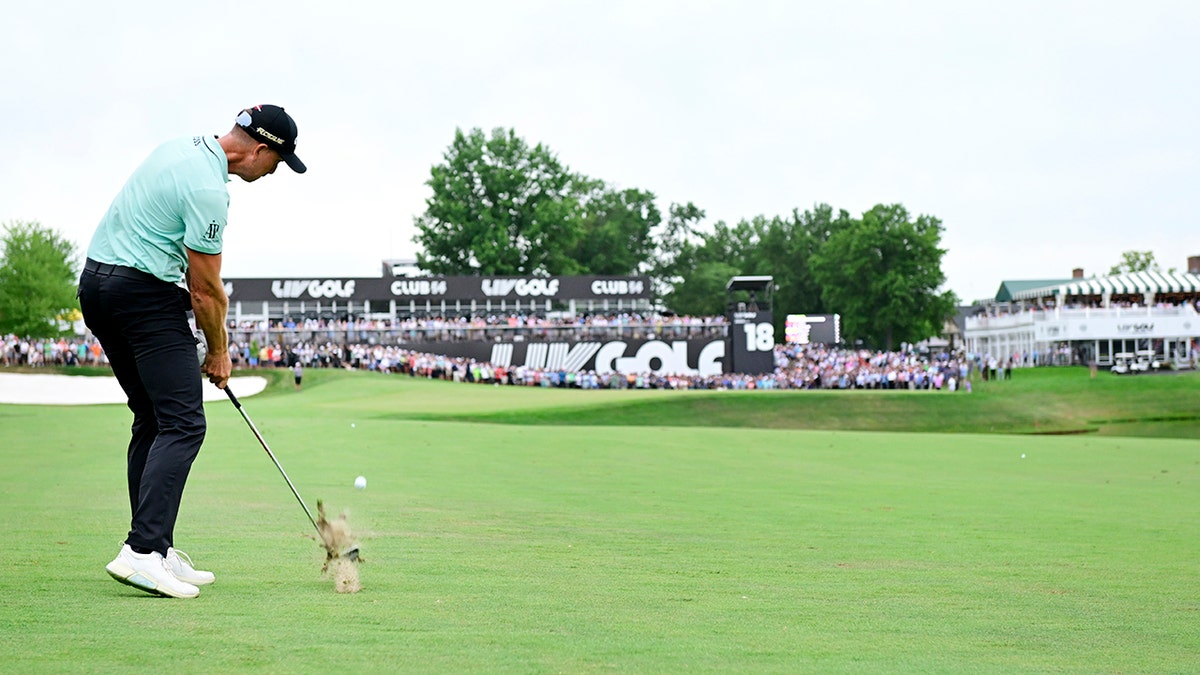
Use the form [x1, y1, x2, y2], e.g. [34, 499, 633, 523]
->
[186, 248, 229, 355]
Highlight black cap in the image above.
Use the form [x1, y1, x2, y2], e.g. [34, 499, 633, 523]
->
[235, 104, 306, 173]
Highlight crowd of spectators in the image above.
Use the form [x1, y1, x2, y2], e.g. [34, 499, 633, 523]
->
[982, 298, 1200, 312]
[227, 312, 726, 344]
[11, 296, 1197, 395]
[1, 335, 106, 367]
[222, 337, 985, 392]
[0, 318, 1060, 394]
[772, 344, 977, 391]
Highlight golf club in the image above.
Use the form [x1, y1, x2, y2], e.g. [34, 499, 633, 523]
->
[224, 384, 359, 561]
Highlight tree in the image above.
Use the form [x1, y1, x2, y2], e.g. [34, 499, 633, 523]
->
[810, 204, 957, 350]
[645, 202, 707, 298]
[739, 205, 842, 336]
[664, 259, 742, 316]
[661, 218, 749, 316]
[567, 182, 661, 275]
[658, 205, 843, 333]
[1109, 250, 1162, 275]
[414, 127, 584, 275]
[0, 220, 79, 338]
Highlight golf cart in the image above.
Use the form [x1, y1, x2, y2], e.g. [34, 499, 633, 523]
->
[1136, 349, 1161, 371]
[1111, 352, 1134, 375]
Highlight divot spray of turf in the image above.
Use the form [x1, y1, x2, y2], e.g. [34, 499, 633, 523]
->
[317, 501, 362, 593]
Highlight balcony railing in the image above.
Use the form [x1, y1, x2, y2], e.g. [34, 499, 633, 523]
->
[225, 322, 729, 346]
[966, 304, 1196, 331]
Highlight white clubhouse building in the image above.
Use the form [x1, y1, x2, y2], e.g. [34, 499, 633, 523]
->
[963, 261, 1200, 369]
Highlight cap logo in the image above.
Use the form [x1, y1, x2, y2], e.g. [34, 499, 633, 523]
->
[254, 127, 285, 145]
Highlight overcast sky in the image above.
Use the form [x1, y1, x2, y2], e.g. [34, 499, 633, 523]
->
[2, 1, 1196, 304]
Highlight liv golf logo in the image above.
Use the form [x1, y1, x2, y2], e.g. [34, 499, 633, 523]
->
[481, 278, 560, 297]
[271, 279, 356, 299]
[488, 339, 725, 376]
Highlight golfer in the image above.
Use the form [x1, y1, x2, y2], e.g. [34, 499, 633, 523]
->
[78, 105, 306, 598]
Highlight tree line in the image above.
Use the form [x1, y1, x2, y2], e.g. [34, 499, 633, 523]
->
[414, 127, 958, 349]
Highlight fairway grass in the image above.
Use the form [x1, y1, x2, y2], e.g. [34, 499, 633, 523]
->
[1, 370, 1197, 672]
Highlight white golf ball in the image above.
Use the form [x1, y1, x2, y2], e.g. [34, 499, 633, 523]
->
[354, 476, 367, 490]
[1021, 454, 1026, 459]
[351, 423, 356, 428]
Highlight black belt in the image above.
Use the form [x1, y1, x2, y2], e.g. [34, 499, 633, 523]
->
[84, 258, 162, 283]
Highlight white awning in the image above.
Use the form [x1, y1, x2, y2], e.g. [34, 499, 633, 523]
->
[1128, 272, 1152, 293]
[1007, 271, 1200, 301]
[1184, 272, 1200, 293]
[1148, 270, 1178, 293]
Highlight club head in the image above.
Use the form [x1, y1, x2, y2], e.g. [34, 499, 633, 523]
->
[344, 545, 360, 562]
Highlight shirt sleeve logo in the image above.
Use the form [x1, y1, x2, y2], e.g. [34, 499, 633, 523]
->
[206, 221, 220, 239]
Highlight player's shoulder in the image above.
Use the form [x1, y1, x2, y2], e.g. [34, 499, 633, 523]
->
[159, 135, 225, 184]
[146, 135, 204, 156]
[150, 135, 221, 164]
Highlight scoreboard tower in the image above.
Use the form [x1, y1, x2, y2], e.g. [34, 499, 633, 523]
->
[724, 275, 775, 375]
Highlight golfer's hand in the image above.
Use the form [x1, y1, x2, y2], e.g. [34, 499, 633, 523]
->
[202, 350, 233, 389]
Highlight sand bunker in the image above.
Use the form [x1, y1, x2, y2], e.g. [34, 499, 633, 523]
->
[0, 373, 268, 405]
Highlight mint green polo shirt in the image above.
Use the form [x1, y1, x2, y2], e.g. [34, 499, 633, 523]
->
[87, 135, 230, 283]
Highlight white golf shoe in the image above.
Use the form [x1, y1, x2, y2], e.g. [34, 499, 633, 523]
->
[166, 547, 215, 586]
[106, 545, 200, 598]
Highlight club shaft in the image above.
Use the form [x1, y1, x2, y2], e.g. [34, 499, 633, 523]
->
[225, 385, 321, 535]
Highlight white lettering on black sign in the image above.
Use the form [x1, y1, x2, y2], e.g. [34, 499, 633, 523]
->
[592, 340, 724, 377]
[590, 279, 644, 295]
[390, 280, 448, 296]
[481, 278, 560, 297]
[271, 280, 357, 299]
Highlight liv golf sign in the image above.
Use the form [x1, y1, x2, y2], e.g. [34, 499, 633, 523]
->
[405, 338, 726, 376]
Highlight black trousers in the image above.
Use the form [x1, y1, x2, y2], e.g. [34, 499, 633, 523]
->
[78, 259, 205, 555]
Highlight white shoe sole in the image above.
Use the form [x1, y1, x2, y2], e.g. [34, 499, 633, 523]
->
[106, 559, 199, 599]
